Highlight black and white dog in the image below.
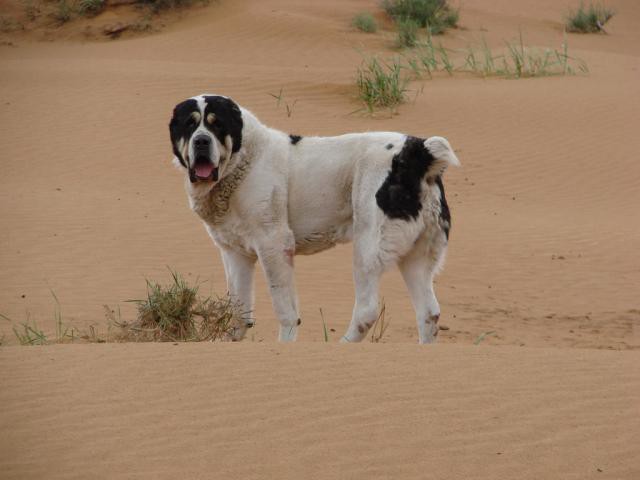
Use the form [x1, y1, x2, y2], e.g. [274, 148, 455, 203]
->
[169, 94, 459, 343]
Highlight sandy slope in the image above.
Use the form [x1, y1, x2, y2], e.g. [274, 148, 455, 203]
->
[1, 0, 639, 348]
[0, 1, 639, 476]
[1, 343, 639, 479]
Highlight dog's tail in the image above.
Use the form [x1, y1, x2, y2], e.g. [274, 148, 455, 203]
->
[424, 136, 460, 178]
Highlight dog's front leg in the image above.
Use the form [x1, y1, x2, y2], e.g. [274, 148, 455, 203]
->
[221, 248, 257, 341]
[257, 231, 300, 342]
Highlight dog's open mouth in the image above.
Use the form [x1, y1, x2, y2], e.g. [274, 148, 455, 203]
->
[191, 156, 219, 182]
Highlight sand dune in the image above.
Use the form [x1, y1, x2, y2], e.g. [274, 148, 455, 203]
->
[1, 0, 639, 477]
[1, 343, 639, 479]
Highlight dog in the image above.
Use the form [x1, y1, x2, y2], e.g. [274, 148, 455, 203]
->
[169, 94, 459, 343]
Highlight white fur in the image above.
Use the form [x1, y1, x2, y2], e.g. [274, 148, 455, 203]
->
[175, 95, 459, 343]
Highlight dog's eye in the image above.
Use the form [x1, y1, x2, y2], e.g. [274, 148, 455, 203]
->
[187, 112, 201, 127]
[206, 113, 216, 125]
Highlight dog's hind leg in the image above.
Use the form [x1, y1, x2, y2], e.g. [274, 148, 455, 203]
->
[398, 235, 447, 344]
[341, 240, 383, 343]
[221, 248, 257, 341]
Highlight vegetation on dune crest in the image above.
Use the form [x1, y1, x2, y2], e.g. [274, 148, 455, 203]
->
[356, 33, 588, 112]
[122, 271, 244, 342]
[566, 2, 614, 33]
[1, 271, 245, 345]
[383, 0, 458, 35]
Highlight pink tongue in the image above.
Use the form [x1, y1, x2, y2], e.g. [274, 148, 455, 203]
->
[195, 164, 214, 178]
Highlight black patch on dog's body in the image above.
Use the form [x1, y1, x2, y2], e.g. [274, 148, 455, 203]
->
[435, 176, 451, 239]
[375, 136, 435, 221]
[169, 99, 199, 167]
[290, 134, 302, 145]
[203, 96, 243, 153]
[385, 143, 394, 150]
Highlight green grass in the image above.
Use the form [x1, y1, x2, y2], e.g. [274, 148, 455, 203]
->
[474, 330, 496, 345]
[397, 17, 419, 47]
[403, 32, 588, 79]
[1, 290, 76, 345]
[566, 2, 614, 33]
[352, 12, 378, 33]
[356, 55, 409, 112]
[383, 0, 458, 34]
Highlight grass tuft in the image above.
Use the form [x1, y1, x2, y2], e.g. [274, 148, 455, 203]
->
[396, 17, 419, 48]
[566, 2, 614, 33]
[117, 270, 244, 342]
[352, 12, 378, 33]
[383, 0, 458, 34]
[78, 0, 105, 16]
[356, 55, 408, 112]
[53, 0, 73, 24]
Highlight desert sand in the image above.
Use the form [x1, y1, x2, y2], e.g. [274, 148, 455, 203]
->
[1, 0, 639, 478]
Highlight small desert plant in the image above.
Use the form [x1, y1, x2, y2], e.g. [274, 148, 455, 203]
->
[383, 0, 458, 34]
[474, 330, 495, 345]
[119, 270, 244, 342]
[78, 0, 105, 16]
[397, 17, 419, 47]
[23, 1, 40, 21]
[53, 0, 73, 24]
[0, 15, 23, 32]
[352, 12, 378, 33]
[268, 88, 297, 117]
[404, 32, 588, 80]
[356, 55, 408, 112]
[566, 2, 614, 33]
[2, 312, 48, 345]
[2, 290, 76, 345]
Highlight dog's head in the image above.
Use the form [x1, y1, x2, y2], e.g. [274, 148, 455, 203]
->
[169, 94, 243, 183]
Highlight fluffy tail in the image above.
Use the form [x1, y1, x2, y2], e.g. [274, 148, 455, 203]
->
[424, 136, 460, 177]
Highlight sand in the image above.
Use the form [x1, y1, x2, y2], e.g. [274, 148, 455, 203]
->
[0, 0, 639, 477]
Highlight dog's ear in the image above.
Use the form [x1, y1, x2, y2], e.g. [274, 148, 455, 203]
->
[169, 114, 187, 168]
[169, 99, 199, 168]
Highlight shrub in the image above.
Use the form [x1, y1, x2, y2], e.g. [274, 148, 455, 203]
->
[352, 12, 378, 33]
[53, 0, 73, 24]
[120, 271, 244, 342]
[383, 0, 458, 34]
[78, 0, 106, 16]
[566, 2, 614, 33]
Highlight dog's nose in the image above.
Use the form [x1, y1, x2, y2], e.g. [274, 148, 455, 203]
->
[194, 135, 211, 149]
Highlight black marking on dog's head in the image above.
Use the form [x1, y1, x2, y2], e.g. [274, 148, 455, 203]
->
[435, 176, 451, 239]
[290, 134, 302, 145]
[169, 99, 199, 168]
[375, 136, 435, 220]
[203, 96, 243, 153]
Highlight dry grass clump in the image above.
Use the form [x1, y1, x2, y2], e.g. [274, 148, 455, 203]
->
[1, 272, 244, 345]
[115, 271, 244, 342]
[566, 2, 614, 33]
